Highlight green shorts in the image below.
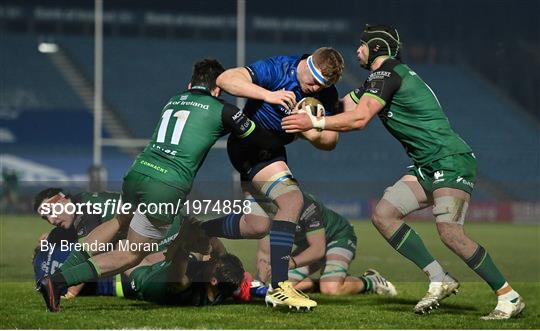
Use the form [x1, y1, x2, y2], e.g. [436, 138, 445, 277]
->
[326, 227, 357, 261]
[122, 170, 188, 224]
[129, 261, 170, 303]
[129, 261, 195, 305]
[407, 153, 477, 195]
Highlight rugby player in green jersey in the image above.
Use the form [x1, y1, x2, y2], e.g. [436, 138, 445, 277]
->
[282, 25, 524, 320]
[37, 59, 281, 312]
[256, 193, 397, 297]
[122, 217, 245, 307]
[34, 189, 124, 298]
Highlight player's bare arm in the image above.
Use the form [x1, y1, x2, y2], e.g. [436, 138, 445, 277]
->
[289, 231, 326, 269]
[282, 94, 383, 133]
[217, 67, 296, 110]
[299, 129, 338, 151]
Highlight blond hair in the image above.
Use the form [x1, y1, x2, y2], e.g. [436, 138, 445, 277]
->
[312, 47, 345, 85]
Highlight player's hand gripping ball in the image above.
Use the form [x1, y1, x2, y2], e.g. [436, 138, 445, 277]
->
[295, 97, 325, 117]
[294, 97, 326, 131]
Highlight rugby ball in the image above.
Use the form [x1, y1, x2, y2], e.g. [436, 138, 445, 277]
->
[297, 97, 325, 117]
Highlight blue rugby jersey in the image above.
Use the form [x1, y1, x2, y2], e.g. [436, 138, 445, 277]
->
[33, 227, 115, 296]
[244, 55, 338, 132]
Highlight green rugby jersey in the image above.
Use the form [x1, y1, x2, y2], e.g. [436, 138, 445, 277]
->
[70, 191, 120, 238]
[349, 58, 472, 166]
[129, 86, 254, 190]
[294, 193, 355, 247]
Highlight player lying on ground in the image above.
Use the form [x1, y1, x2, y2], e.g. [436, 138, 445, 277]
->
[33, 189, 126, 297]
[34, 208, 245, 306]
[255, 192, 396, 297]
[34, 188, 124, 240]
[36, 59, 281, 312]
[201, 47, 344, 310]
[122, 218, 245, 306]
[282, 24, 524, 320]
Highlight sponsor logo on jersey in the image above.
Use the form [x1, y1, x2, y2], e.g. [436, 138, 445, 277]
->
[456, 176, 474, 188]
[180, 95, 188, 101]
[434, 170, 444, 180]
[409, 71, 417, 76]
[232, 110, 244, 121]
[368, 71, 391, 80]
[240, 121, 251, 131]
[366, 81, 380, 94]
[166, 100, 209, 110]
[300, 203, 317, 221]
[279, 106, 293, 115]
[308, 221, 321, 229]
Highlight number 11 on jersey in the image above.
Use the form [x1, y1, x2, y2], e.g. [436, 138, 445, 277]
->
[156, 109, 190, 145]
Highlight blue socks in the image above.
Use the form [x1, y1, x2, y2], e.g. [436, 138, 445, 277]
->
[269, 220, 296, 288]
[201, 213, 243, 239]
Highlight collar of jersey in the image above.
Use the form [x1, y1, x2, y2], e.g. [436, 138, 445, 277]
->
[187, 86, 212, 96]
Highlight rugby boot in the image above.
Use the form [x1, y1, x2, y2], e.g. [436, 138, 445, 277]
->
[481, 296, 525, 320]
[414, 273, 459, 314]
[265, 281, 317, 311]
[362, 269, 398, 296]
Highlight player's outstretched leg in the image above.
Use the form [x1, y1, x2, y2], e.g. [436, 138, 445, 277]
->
[372, 178, 458, 314]
[36, 276, 65, 312]
[256, 165, 317, 310]
[433, 189, 525, 320]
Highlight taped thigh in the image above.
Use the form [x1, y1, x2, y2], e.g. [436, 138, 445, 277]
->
[260, 170, 300, 201]
[129, 210, 171, 240]
[245, 193, 276, 217]
[382, 180, 420, 216]
[432, 196, 469, 225]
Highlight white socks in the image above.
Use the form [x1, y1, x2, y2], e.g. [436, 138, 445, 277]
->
[423, 260, 446, 282]
[497, 282, 520, 302]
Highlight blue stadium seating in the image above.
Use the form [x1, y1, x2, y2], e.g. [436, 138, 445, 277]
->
[2, 34, 538, 201]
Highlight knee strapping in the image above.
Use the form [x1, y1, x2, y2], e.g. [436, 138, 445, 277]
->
[321, 260, 348, 279]
[382, 181, 420, 216]
[326, 247, 354, 261]
[260, 171, 300, 201]
[433, 196, 469, 225]
[288, 266, 310, 280]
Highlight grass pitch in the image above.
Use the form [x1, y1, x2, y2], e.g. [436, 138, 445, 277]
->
[1, 215, 539, 329]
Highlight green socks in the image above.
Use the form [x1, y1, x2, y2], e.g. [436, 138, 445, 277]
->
[58, 250, 91, 272]
[59, 258, 101, 287]
[465, 245, 506, 291]
[360, 276, 373, 293]
[387, 223, 435, 269]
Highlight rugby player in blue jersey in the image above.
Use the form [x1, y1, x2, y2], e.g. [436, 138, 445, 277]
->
[201, 48, 344, 310]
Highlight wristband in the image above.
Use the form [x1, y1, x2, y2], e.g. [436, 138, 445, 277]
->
[291, 256, 298, 269]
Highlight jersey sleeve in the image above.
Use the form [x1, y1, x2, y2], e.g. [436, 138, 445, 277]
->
[317, 85, 339, 115]
[76, 214, 102, 238]
[221, 102, 256, 138]
[348, 67, 402, 106]
[245, 57, 280, 88]
[299, 199, 325, 235]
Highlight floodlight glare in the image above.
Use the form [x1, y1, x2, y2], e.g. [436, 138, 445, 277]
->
[38, 42, 58, 53]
